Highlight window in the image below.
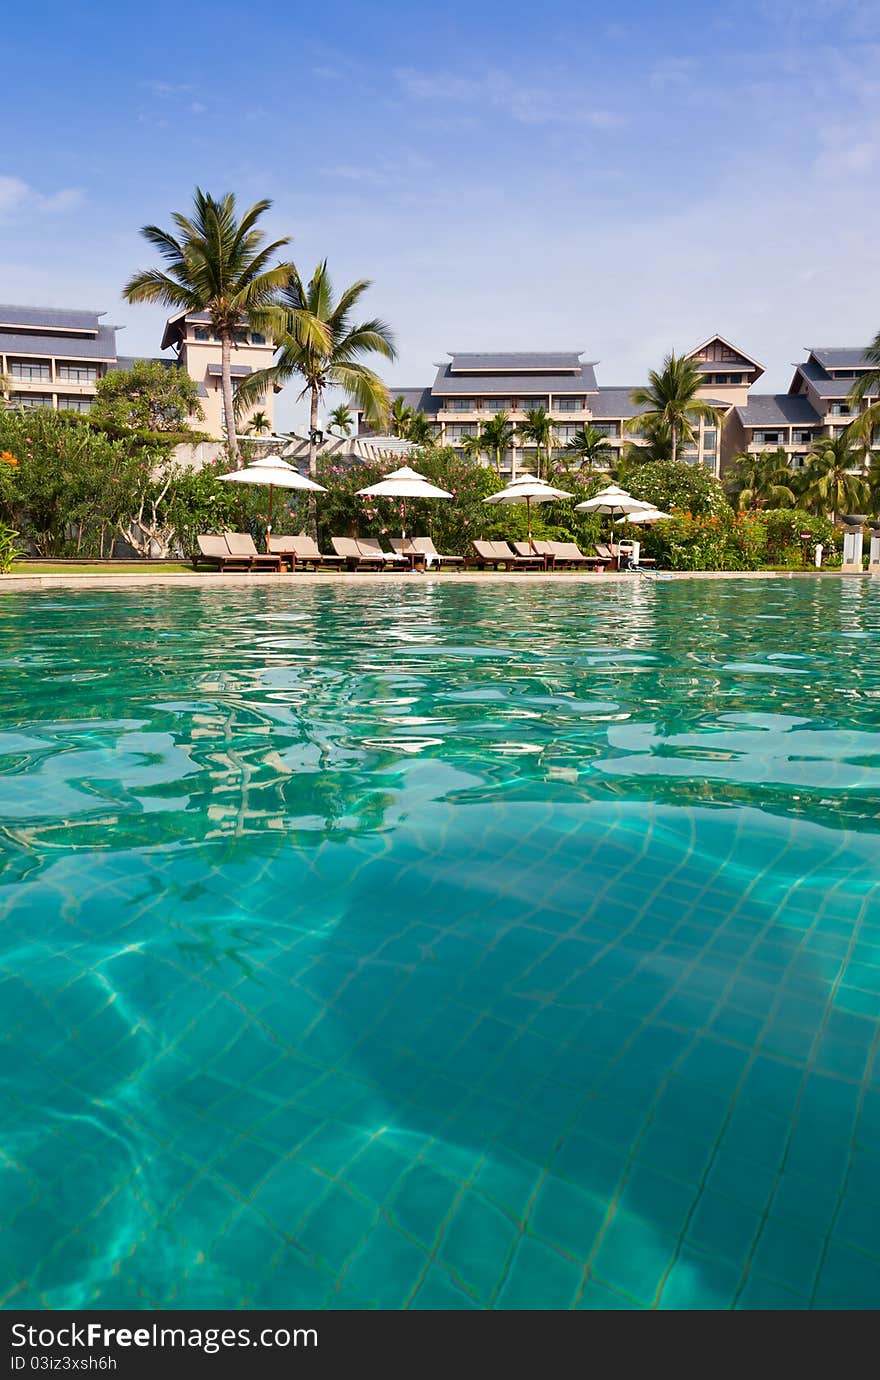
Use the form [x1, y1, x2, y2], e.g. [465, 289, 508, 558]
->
[520, 397, 547, 410]
[10, 392, 52, 409]
[194, 328, 211, 341]
[557, 424, 580, 442]
[233, 329, 249, 344]
[794, 430, 813, 444]
[446, 398, 474, 411]
[830, 402, 851, 416]
[58, 396, 92, 413]
[483, 398, 510, 411]
[10, 360, 51, 381]
[57, 363, 97, 384]
[754, 430, 781, 444]
[590, 422, 619, 437]
[446, 423, 477, 440]
[251, 332, 266, 345]
[555, 397, 581, 412]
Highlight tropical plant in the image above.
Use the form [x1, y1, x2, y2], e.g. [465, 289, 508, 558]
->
[846, 332, 880, 469]
[390, 396, 414, 438]
[248, 410, 272, 435]
[235, 261, 395, 533]
[459, 429, 487, 464]
[328, 404, 353, 437]
[563, 424, 612, 472]
[0, 521, 20, 573]
[91, 359, 204, 433]
[407, 413, 435, 447]
[517, 407, 555, 478]
[627, 458, 732, 519]
[626, 353, 722, 463]
[799, 431, 869, 520]
[480, 412, 515, 474]
[726, 448, 797, 511]
[123, 188, 295, 457]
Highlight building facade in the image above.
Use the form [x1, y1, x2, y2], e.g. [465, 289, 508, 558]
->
[0, 303, 277, 438]
[375, 337, 751, 476]
[372, 336, 878, 478]
[725, 347, 880, 472]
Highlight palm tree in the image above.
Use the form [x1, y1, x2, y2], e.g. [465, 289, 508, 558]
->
[407, 412, 435, 447]
[247, 410, 271, 435]
[123, 188, 295, 457]
[800, 431, 869, 521]
[626, 353, 721, 464]
[848, 330, 880, 458]
[390, 396, 414, 438]
[235, 261, 395, 533]
[459, 429, 486, 464]
[564, 424, 612, 472]
[480, 412, 515, 474]
[726, 449, 797, 511]
[328, 404, 353, 437]
[518, 407, 555, 478]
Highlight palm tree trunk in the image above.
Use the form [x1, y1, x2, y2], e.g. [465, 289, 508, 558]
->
[220, 331, 238, 463]
[307, 386, 319, 540]
[671, 420, 678, 465]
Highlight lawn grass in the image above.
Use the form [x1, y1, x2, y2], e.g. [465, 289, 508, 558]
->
[10, 562, 194, 576]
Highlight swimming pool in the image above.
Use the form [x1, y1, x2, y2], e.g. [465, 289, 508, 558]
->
[1, 576, 879, 1309]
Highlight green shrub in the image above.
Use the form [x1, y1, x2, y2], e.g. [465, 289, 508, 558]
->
[0, 520, 21, 573]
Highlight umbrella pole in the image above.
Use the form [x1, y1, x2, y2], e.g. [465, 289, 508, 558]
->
[527, 495, 533, 551]
[402, 497, 407, 542]
[266, 483, 274, 553]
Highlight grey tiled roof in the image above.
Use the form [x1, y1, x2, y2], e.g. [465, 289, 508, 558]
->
[448, 351, 585, 372]
[808, 347, 875, 371]
[792, 361, 853, 398]
[111, 355, 176, 371]
[0, 326, 118, 359]
[735, 394, 820, 427]
[0, 305, 103, 332]
[206, 363, 252, 377]
[589, 387, 651, 420]
[692, 358, 754, 372]
[432, 360, 598, 395]
[390, 387, 439, 416]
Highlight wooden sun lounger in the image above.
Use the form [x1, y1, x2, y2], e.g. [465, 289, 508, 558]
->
[269, 534, 345, 570]
[544, 540, 608, 569]
[223, 532, 283, 571]
[196, 534, 254, 572]
[356, 537, 407, 568]
[391, 536, 464, 567]
[331, 536, 386, 569]
[470, 540, 543, 570]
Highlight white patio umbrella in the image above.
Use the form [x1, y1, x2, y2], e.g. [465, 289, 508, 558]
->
[614, 505, 671, 525]
[357, 465, 452, 540]
[483, 473, 571, 549]
[574, 484, 650, 554]
[217, 455, 326, 542]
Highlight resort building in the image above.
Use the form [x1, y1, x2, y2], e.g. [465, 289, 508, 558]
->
[159, 310, 276, 436]
[0, 305, 118, 413]
[370, 336, 762, 477]
[725, 347, 880, 471]
[0, 303, 276, 438]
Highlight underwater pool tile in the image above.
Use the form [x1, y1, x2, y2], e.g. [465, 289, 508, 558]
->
[6, 581, 880, 1308]
[590, 1211, 678, 1305]
[748, 1218, 826, 1299]
[495, 1236, 582, 1310]
[528, 1173, 605, 1262]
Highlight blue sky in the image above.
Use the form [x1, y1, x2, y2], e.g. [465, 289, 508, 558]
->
[2, 0, 878, 427]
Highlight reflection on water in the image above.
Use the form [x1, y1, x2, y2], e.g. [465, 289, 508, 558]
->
[1, 578, 880, 1309]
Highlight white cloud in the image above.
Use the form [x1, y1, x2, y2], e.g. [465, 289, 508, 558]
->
[0, 176, 83, 222]
[395, 66, 624, 130]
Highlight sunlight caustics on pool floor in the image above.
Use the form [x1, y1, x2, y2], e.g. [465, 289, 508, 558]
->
[1, 577, 880, 1310]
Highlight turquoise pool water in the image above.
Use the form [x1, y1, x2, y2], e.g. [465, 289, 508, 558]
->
[1, 576, 880, 1310]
